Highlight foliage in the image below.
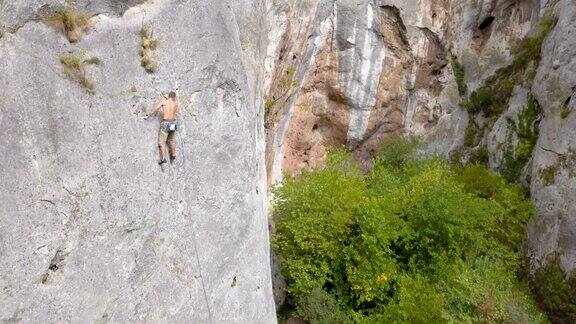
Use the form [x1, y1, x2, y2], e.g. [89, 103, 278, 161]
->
[516, 94, 541, 157]
[295, 288, 351, 324]
[464, 122, 478, 147]
[539, 164, 558, 186]
[461, 77, 514, 118]
[498, 94, 541, 183]
[377, 136, 421, 170]
[511, 16, 556, 69]
[469, 145, 489, 165]
[458, 15, 554, 167]
[140, 28, 160, 73]
[532, 258, 576, 323]
[59, 49, 100, 93]
[273, 138, 545, 323]
[452, 57, 467, 96]
[47, 2, 91, 43]
[264, 67, 298, 112]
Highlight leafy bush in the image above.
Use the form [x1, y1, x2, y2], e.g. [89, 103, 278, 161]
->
[458, 15, 554, 162]
[532, 258, 576, 323]
[452, 58, 467, 96]
[273, 138, 545, 323]
[464, 122, 478, 147]
[498, 94, 541, 183]
[470, 145, 489, 165]
[295, 288, 351, 324]
[511, 16, 556, 69]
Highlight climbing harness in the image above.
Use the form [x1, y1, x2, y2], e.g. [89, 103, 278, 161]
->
[165, 120, 178, 132]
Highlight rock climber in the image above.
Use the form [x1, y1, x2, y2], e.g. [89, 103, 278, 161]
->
[144, 91, 179, 165]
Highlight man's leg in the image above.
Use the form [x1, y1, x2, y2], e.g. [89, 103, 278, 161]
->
[167, 132, 176, 162]
[158, 127, 168, 164]
[158, 144, 166, 163]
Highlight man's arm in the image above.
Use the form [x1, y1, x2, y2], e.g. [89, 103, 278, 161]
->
[144, 99, 164, 120]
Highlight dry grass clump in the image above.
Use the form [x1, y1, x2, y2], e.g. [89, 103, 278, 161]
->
[139, 28, 160, 73]
[59, 49, 100, 94]
[47, 3, 91, 43]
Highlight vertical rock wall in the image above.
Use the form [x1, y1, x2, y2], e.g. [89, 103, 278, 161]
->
[265, 0, 576, 274]
[0, 0, 276, 322]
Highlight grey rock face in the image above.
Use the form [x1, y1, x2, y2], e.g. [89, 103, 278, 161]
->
[0, 0, 275, 322]
[527, 0, 576, 274]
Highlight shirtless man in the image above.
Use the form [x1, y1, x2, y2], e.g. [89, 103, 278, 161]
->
[145, 91, 179, 165]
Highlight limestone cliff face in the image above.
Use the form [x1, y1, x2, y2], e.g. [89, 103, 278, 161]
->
[0, 0, 275, 322]
[265, 0, 576, 273]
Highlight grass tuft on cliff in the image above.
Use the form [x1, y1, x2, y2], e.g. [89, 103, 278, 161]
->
[59, 49, 100, 94]
[139, 28, 160, 73]
[47, 3, 91, 43]
[272, 137, 546, 323]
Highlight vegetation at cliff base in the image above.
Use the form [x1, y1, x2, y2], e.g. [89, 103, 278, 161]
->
[532, 258, 576, 323]
[272, 138, 546, 323]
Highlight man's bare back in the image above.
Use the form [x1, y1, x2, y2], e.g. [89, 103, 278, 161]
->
[148, 96, 178, 120]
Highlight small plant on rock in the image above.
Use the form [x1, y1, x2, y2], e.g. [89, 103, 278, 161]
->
[539, 164, 559, 186]
[139, 28, 160, 73]
[511, 16, 556, 69]
[452, 57, 467, 96]
[47, 2, 91, 43]
[59, 49, 100, 93]
[264, 66, 298, 112]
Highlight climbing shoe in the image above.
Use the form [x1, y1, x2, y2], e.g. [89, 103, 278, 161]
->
[158, 159, 167, 165]
[170, 156, 176, 164]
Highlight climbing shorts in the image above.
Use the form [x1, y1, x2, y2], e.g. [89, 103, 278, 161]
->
[158, 120, 177, 145]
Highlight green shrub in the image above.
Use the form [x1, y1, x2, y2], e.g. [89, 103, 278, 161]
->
[441, 257, 545, 323]
[273, 138, 544, 322]
[499, 144, 526, 183]
[497, 94, 541, 183]
[511, 16, 556, 69]
[470, 145, 489, 165]
[377, 136, 421, 170]
[465, 122, 478, 147]
[517, 94, 540, 145]
[452, 57, 467, 96]
[295, 288, 351, 324]
[532, 258, 576, 322]
[462, 88, 495, 115]
[459, 15, 554, 154]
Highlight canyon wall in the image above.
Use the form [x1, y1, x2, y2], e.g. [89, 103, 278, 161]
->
[265, 0, 576, 274]
[0, 0, 276, 322]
